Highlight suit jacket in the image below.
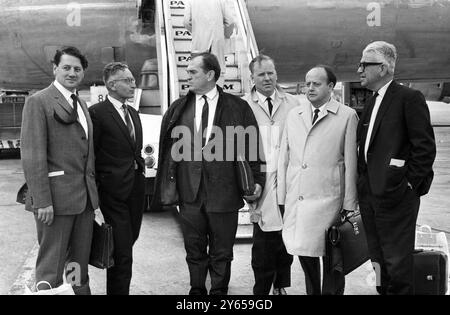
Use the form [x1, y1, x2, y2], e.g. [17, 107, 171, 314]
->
[21, 84, 99, 215]
[242, 86, 300, 232]
[357, 81, 436, 204]
[151, 86, 265, 213]
[277, 99, 359, 256]
[89, 99, 144, 200]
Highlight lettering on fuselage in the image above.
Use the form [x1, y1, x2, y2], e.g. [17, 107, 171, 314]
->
[67, 2, 81, 27]
[367, 2, 381, 27]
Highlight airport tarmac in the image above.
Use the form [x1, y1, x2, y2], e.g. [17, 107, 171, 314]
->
[1, 126, 450, 296]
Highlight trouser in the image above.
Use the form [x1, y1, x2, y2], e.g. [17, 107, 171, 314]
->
[100, 171, 145, 295]
[179, 204, 239, 296]
[298, 256, 345, 295]
[35, 199, 94, 295]
[359, 185, 420, 295]
[251, 223, 293, 295]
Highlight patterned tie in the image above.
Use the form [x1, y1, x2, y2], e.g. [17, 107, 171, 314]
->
[312, 108, 320, 125]
[122, 104, 135, 142]
[201, 95, 209, 147]
[69, 94, 79, 123]
[267, 97, 273, 116]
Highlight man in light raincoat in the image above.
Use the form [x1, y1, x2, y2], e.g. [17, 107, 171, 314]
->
[277, 65, 358, 295]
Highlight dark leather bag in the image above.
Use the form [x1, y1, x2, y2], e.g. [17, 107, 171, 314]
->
[236, 156, 255, 196]
[326, 210, 370, 275]
[89, 221, 114, 269]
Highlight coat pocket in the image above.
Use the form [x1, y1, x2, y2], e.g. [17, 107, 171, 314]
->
[379, 166, 408, 208]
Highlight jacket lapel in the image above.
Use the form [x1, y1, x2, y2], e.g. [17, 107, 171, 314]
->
[367, 81, 397, 149]
[213, 87, 224, 129]
[79, 99, 92, 139]
[298, 103, 313, 132]
[106, 100, 135, 149]
[271, 91, 284, 117]
[49, 84, 73, 115]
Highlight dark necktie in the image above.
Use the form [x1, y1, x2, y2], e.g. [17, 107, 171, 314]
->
[122, 104, 135, 142]
[312, 108, 320, 125]
[201, 95, 209, 147]
[70, 94, 79, 123]
[267, 97, 273, 116]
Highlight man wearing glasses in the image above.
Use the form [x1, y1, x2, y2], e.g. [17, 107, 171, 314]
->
[356, 41, 436, 295]
[89, 62, 145, 295]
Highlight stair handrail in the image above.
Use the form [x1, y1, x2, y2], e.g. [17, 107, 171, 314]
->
[158, 0, 180, 106]
[235, 0, 259, 61]
[154, 0, 169, 114]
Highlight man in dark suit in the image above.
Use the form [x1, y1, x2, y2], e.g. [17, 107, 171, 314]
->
[356, 41, 436, 295]
[89, 62, 145, 295]
[151, 52, 265, 295]
[21, 46, 98, 295]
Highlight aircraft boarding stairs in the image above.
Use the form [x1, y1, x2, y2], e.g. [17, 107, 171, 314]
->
[161, 0, 259, 238]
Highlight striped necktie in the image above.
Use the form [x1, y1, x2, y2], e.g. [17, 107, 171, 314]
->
[122, 104, 135, 142]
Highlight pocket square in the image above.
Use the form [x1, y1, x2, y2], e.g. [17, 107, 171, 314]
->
[48, 171, 65, 177]
[390, 158, 405, 167]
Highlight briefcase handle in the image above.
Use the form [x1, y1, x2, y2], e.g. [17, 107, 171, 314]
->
[329, 210, 361, 246]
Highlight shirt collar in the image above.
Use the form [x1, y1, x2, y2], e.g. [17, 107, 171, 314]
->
[53, 80, 77, 100]
[376, 80, 393, 99]
[310, 98, 331, 114]
[196, 86, 218, 102]
[256, 90, 276, 104]
[108, 95, 126, 111]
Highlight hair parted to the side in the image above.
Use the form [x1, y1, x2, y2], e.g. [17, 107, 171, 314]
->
[53, 46, 89, 70]
[103, 62, 130, 84]
[249, 54, 276, 74]
[191, 52, 221, 82]
[363, 41, 398, 74]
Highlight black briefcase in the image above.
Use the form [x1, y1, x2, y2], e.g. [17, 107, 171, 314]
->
[414, 249, 448, 295]
[236, 155, 255, 196]
[89, 221, 115, 269]
[327, 210, 370, 275]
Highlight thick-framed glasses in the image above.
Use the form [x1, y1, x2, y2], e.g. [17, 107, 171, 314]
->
[112, 78, 136, 85]
[358, 62, 383, 71]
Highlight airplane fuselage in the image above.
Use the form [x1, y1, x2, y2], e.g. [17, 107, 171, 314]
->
[1, 0, 450, 90]
[247, 0, 450, 83]
[0, 0, 155, 90]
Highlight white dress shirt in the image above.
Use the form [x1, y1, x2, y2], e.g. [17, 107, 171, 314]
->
[310, 101, 328, 124]
[364, 80, 393, 161]
[53, 80, 88, 138]
[256, 90, 276, 117]
[195, 86, 219, 145]
[108, 95, 135, 133]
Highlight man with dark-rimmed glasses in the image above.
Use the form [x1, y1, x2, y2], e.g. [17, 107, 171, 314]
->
[89, 62, 145, 295]
[356, 41, 436, 295]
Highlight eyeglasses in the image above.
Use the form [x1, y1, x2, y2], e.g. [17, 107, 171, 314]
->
[111, 78, 136, 85]
[358, 62, 383, 71]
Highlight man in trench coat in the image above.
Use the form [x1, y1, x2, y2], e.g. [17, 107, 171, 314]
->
[242, 55, 298, 295]
[277, 66, 359, 295]
[184, 0, 235, 81]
